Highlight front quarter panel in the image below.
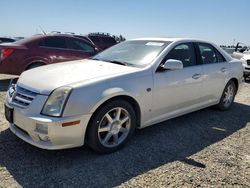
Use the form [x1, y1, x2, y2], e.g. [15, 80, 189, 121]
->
[63, 71, 153, 127]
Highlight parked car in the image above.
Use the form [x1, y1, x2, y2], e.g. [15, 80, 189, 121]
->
[75, 33, 117, 51]
[0, 34, 97, 75]
[0, 37, 16, 43]
[5, 38, 243, 153]
[231, 42, 250, 80]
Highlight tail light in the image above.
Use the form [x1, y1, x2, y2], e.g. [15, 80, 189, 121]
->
[0, 48, 14, 61]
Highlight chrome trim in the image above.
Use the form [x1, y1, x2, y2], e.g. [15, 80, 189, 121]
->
[10, 85, 38, 108]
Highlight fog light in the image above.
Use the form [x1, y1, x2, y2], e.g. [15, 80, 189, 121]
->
[35, 124, 48, 134]
[38, 134, 50, 142]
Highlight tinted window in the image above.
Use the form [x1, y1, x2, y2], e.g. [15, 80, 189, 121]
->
[198, 43, 226, 64]
[0, 38, 15, 42]
[88, 36, 100, 44]
[39, 37, 67, 49]
[165, 43, 196, 67]
[215, 49, 226, 62]
[67, 39, 95, 52]
[74, 35, 92, 43]
[101, 37, 117, 45]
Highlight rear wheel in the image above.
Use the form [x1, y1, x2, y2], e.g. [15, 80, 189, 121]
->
[86, 100, 136, 154]
[216, 80, 236, 110]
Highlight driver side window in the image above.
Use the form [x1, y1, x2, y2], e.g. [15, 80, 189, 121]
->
[165, 43, 196, 67]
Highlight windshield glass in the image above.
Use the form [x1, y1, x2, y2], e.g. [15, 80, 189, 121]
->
[92, 40, 172, 67]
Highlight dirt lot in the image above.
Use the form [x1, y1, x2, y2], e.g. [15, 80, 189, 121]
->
[0, 74, 249, 188]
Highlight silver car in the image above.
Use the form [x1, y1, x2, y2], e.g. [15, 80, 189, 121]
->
[232, 49, 250, 80]
[5, 38, 243, 153]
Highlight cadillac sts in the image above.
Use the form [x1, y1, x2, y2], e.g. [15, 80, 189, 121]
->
[5, 38, 243, 153]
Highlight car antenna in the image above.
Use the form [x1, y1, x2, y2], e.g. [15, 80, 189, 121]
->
[39, 26, 46, 35]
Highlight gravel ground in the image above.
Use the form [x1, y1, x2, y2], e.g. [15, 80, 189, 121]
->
[0, 74, 249, 188]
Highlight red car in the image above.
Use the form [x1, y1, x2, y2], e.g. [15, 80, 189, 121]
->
[74, 33, 118, 51]
[0, 34, 97, 75]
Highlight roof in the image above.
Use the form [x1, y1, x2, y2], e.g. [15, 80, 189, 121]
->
[129, 37, 210, 43]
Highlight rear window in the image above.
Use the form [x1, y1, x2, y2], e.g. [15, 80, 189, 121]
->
[198, 43, 226, 64]
[101, 37, 117, 45]
[67, 39, 95, 52]
[88, 36, 100, 43]
[74, 36, 92, 43]
[39, 37, 67, 49]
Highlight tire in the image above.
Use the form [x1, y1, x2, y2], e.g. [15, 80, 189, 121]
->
[86, 100, 136, 154]
[26, 63, 44, 70]
[216, 80, 236, 111]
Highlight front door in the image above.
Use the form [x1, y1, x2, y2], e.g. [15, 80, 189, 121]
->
[152, 42, 204, 123]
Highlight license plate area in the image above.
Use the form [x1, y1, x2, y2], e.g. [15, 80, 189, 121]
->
[5, 105, 13, 123]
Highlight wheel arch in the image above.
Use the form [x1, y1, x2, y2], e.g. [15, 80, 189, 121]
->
[229, 77, 239, 93]
[25, 60, 47, 70]
[88, 94, 141, 128]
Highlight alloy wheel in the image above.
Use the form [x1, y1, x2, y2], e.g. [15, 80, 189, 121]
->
[98, 107, 131, 148]
[222, 84, 235, 108]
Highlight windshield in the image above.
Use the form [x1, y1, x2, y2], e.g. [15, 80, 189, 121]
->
[92, 40, 171, 67]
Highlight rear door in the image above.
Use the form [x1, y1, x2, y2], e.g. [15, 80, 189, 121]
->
[38, 36, 76, 63]
[196, 42, 229, 102]
[152, 42, 204, 123]
[66, 38, 96, 59]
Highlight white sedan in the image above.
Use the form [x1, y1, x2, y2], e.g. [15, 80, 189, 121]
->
[232, 49, 250, 80]
[5, 38, 243, 153]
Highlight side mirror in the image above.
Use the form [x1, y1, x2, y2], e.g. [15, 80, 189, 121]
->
[161, 59, 183, 70]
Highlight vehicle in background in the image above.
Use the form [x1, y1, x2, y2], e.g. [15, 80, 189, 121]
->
[221, 47, 235, 55]
[231, 42, 250, 80]
[14, 37, 25, 41]
[0, 34, 97, 75]
[0, 37, 16, 44]
[75, 33, 118, 51]
[5, 38, 243, 153]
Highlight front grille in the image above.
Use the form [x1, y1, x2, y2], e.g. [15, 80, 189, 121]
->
[247, 60, 250, 65]
[12, 86, 38, 108]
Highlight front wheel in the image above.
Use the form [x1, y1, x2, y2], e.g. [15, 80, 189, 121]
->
[86, 100, 136, 154]
[216, 81, 236, 111]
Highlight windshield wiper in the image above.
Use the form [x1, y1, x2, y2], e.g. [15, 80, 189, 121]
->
[91, 58, 134, 67]
[90, 57, 101, 61]
[106, 60, 128, 66]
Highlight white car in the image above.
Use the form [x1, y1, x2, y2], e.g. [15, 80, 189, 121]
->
[232, 49, 250, 80]
[5, 38, 243, 153]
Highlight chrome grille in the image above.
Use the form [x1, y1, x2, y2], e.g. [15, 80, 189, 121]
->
[247, 60, 250, 65]
[12, 86, 38, 108]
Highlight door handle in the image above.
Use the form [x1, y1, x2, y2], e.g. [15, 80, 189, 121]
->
[220, 67, 227, 72]
[192, 74, 201, 79]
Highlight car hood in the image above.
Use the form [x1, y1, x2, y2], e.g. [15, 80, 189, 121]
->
[17, 59, 139, 95]
[242, 54, 250, 60]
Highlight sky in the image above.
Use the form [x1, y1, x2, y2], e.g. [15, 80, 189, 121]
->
[1, 0, 249, 45]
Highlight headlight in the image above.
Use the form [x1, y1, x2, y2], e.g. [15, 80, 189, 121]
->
[240, 58, 247, 65]
[41, 87, 72, 117]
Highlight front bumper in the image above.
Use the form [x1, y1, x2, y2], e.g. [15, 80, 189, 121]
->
[8, 112, 91, 150]
[243, 64, 250, 76]
[6, 92, 92, 150]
